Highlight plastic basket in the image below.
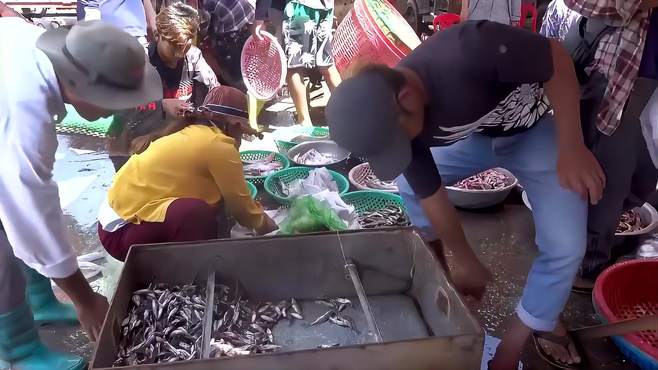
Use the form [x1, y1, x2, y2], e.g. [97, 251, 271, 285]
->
[246, 181, 257, 199]
[363, 0, 420, 54]
[341, 191, 406, 214]
[348, 162, 398, 193]
[240, 31, 287, 100]
[240, 150, 290, 185]
[433, 13, 460, 31]
[593, 259, 658, 369]
[55, 104, 114, 138]
[275, 127, 331, 154]
[263, 167, 350, 206]
[333, 0, 406, 73]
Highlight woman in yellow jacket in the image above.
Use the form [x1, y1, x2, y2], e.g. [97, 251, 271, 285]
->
[98, 86, 277, 261]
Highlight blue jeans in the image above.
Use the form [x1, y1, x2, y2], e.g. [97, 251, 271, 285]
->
[397, 115, 587, 332]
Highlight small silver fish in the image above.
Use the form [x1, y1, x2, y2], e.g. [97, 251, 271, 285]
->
[310, 311, 333, 326]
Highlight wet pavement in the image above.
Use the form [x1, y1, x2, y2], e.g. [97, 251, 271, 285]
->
[39, 101, 640, 369]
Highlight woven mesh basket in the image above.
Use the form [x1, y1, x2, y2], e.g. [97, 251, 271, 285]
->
[275, 127, 331, 153]
[55, 105, 114, 138]
[348, 162, 399, 193]
[241, 31, 286, 100]
[240, 150, 290, 185]
[341, 191, 406, 214]
[264, 167, 350, 206]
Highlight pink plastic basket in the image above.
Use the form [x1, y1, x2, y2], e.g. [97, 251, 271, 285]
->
[240, 31, 287, 100]
[333, 0, 406, 73]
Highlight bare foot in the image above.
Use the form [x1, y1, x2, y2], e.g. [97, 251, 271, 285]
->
[537, 321, 582, 365]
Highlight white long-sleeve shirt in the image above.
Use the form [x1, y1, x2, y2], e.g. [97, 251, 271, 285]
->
[0, 18, 79, 279]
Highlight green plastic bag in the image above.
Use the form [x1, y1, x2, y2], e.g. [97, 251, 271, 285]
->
[279, 196, 348, 235]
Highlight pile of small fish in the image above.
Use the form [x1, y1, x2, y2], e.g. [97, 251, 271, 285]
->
[209, 284, 303, 358]
[114, 284, 205, 366]
[293, 149, 339, 166]
[356, 205, 411, 229]
[453, 169, 509, 190]
[617, 209, 645, 233]
[243, 154, 283, 177]
[311, 298, 357, 333]
[363, 173, 398, 192]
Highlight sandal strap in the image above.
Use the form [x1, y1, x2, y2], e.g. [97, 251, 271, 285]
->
[534, 331, 572, 347]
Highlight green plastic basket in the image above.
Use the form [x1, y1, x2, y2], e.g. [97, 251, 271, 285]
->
[55, 104, 114, 138]
[264, 167, 350, 206]
[341, 190, 407, 214]
[246, 181, 257, 199]
[240, 150, 290, 185]
[275, 126, 330, 153]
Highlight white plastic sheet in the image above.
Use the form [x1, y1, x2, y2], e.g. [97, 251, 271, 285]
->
[640, 88, 658, 169]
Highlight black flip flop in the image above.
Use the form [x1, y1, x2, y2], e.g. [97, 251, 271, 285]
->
[533, 331, 586, 369]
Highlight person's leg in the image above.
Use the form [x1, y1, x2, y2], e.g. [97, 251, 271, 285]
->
[283, 2, 314, 126]
[319, 65, 341, 92]
[490, 115, 587, 368]
[580, 78, 658, 281]
[287, 68, 312, 126]
[98, 198, 218, 261]
[22, 265, 78, 325]
[0, 226, 85, 370]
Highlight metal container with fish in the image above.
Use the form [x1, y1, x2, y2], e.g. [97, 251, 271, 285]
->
[91, 229, 483, 369]
[287, 141, 351, 168]
[445, 168, 518, 209]
[521, 193, 658, 237]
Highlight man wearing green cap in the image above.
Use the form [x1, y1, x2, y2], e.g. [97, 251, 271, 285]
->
[0, 16, 162, 370]
[327, 21, 604, 369]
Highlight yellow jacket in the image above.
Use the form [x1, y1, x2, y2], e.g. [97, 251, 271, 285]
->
[108, 124, 265, 230]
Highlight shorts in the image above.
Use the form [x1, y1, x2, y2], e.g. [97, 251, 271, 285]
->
[283, 2, 334, 69]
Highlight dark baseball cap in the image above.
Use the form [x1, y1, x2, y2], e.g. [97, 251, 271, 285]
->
[326, 73, 412, 181]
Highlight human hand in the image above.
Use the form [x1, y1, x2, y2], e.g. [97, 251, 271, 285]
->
[557, 143, 606, 204]
[251, 20, 265, 41]
[447, 250, 491, 300]
[459, 8, 469, 23]
[73, 292, 109, 342]
[162, 99, 191, 118]
[256, 213, 278, 235]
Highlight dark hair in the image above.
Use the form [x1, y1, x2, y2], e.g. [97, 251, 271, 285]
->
[356, 64, 411, 115]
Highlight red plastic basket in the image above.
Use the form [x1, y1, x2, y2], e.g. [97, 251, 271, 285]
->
[240, 31, 287, 100]
[433, 13, 460, 31]
[593, 259, 658, 362]
[333, 0, 406, 72]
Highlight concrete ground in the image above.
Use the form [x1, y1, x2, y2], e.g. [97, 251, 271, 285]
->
[38, 93, 640, 370]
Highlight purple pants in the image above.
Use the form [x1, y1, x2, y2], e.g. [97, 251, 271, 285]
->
[98, 198, 220, 261]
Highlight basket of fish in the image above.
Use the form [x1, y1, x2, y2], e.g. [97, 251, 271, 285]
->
[445, 168, 518, 209]
[241, 150, 290, 185]
[264, 167, 350, 206]
[287, 141, 351, 168]
[342, 191, 410, 229]
[348, 162, 398, 193]
[275, 127, 330, 154]
[91, 229, 484, 370]
[521, 192, 658, 237]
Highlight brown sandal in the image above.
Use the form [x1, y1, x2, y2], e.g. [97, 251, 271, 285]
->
[533, 331, 585, 369]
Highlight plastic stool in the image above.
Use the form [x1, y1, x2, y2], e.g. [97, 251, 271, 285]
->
[519, 2, 538, 32]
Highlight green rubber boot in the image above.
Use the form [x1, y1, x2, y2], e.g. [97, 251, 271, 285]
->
[0, 303, 86, 370]
[23, 267, 78, 325]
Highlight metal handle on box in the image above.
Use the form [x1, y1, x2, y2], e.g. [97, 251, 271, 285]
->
[344, 258, 383, 343]
[201, 270, 216, 359]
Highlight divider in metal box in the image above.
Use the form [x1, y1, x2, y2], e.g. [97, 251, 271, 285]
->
[92, 228, 484, 369]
